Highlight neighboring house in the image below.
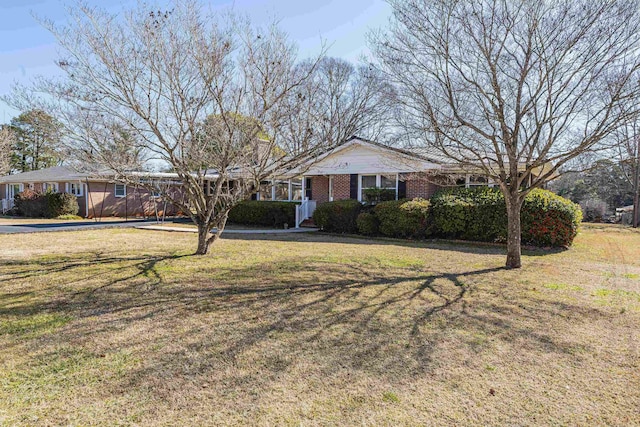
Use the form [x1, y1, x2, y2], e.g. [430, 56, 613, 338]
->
[0, 166, 179, 218]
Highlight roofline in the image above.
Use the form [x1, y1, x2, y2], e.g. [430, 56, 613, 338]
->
[343, 135, 443, 164]
[290, 136, 443, 172]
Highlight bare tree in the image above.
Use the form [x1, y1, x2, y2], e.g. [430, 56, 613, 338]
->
[5, 1, 325, 254]
[612, 109, 640, 227]
[281, 57, 395, 154]
[373, 0, 640, 268]
[0, 126, 14, 176]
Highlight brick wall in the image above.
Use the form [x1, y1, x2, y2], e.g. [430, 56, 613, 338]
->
[332, 174, 351, 200]
[86, 181, 180, 218]
[405, 175, 442, 199]
[310, 176, 329, 204]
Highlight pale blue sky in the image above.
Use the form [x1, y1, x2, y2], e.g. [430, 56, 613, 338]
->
[0, 0, 391, 121]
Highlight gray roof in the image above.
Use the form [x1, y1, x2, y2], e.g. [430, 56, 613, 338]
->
[0, 166, 91, 184]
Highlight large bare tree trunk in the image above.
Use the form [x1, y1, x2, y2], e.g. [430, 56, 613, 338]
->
[505, 194, 523, 269]
[195, 223, 211, 255]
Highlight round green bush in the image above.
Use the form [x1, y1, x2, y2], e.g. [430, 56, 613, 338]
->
[356, 212, 379, 235]
[521, 188, 582, 247]
[312, 199, 362, 233]
[374, 198, 431, 238]
[46, 192, 79, 217]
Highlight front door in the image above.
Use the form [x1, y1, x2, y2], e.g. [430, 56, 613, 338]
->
[305, 177, 312, 200]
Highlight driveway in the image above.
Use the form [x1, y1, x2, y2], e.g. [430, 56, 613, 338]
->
[0, 219, 156, 234]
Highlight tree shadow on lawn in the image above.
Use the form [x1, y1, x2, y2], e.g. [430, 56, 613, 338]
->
[222, 231, 569, 257]
[0, 249, 607, 399]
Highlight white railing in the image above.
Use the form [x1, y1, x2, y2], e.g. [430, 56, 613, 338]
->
[295, 198, 317, 228]
[1, 198, 14, 214]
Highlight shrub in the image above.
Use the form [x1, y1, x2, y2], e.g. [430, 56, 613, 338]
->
[430, 187, 581, 247]
[374, 198, 431, 238]
[14, 190, 79, 218]
[313, 199, 362, 233]
[228, 200, 296, 227]
[46, 192, 79, 217]
[430, 187, 506, 241]
[521, 188, 582, 247]
[14, 189, 46, 217]
[363, 188, 396, 204]
[356, 212, 379, 235]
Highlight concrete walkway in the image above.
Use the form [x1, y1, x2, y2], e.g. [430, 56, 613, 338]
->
[136, 225, 319, 234]
[0, 218, 319, 235]
[0, 219, 154, 234]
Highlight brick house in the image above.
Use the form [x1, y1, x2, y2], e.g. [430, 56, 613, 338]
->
[0, 137, 550, 222]
[0, 166, 180, 218]
[252, 137, 453, 225]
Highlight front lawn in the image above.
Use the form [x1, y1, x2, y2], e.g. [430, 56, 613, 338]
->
[0, 225, 638, 425]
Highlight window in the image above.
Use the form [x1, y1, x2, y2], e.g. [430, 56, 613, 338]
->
[291, 178, 302, 201]
[114, 184, 126, 198]
[461, 175, 494, 188]
[380, 175, 396, 190]
[66, 182, 83, 196]
[274, 180, 289, 201]
[468, 175, 488, 187]
[43, 182, 59, 193]
[360, 174, 398, 201]
[257, 181, 271, 201]
[7, 183, 22, 199]
[328, 176, 334, 201]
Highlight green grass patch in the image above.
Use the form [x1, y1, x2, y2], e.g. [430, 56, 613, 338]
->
[56, 214, 83, 220]
[543, 283, 584, 291]
[382, 391, 400, 403]
[0, 313, 72, 338]
[592, 289, 640, 301]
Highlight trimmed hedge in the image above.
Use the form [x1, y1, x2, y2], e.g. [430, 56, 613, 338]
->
[14, 190, 79, 218]
[430, 187, 507, 242]
[228, 200, 296, 227]
[374, 198, 431, 238]
[316, 187, 581, 247]
[313, 199, 362, 233]
[430, 187, 581, 247]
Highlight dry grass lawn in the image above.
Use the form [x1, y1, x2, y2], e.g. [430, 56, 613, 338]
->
[0, 224, 639, 426]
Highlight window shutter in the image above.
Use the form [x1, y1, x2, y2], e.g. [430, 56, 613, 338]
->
[349, 174, 358, 199]
[398, 180, 407, 199]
